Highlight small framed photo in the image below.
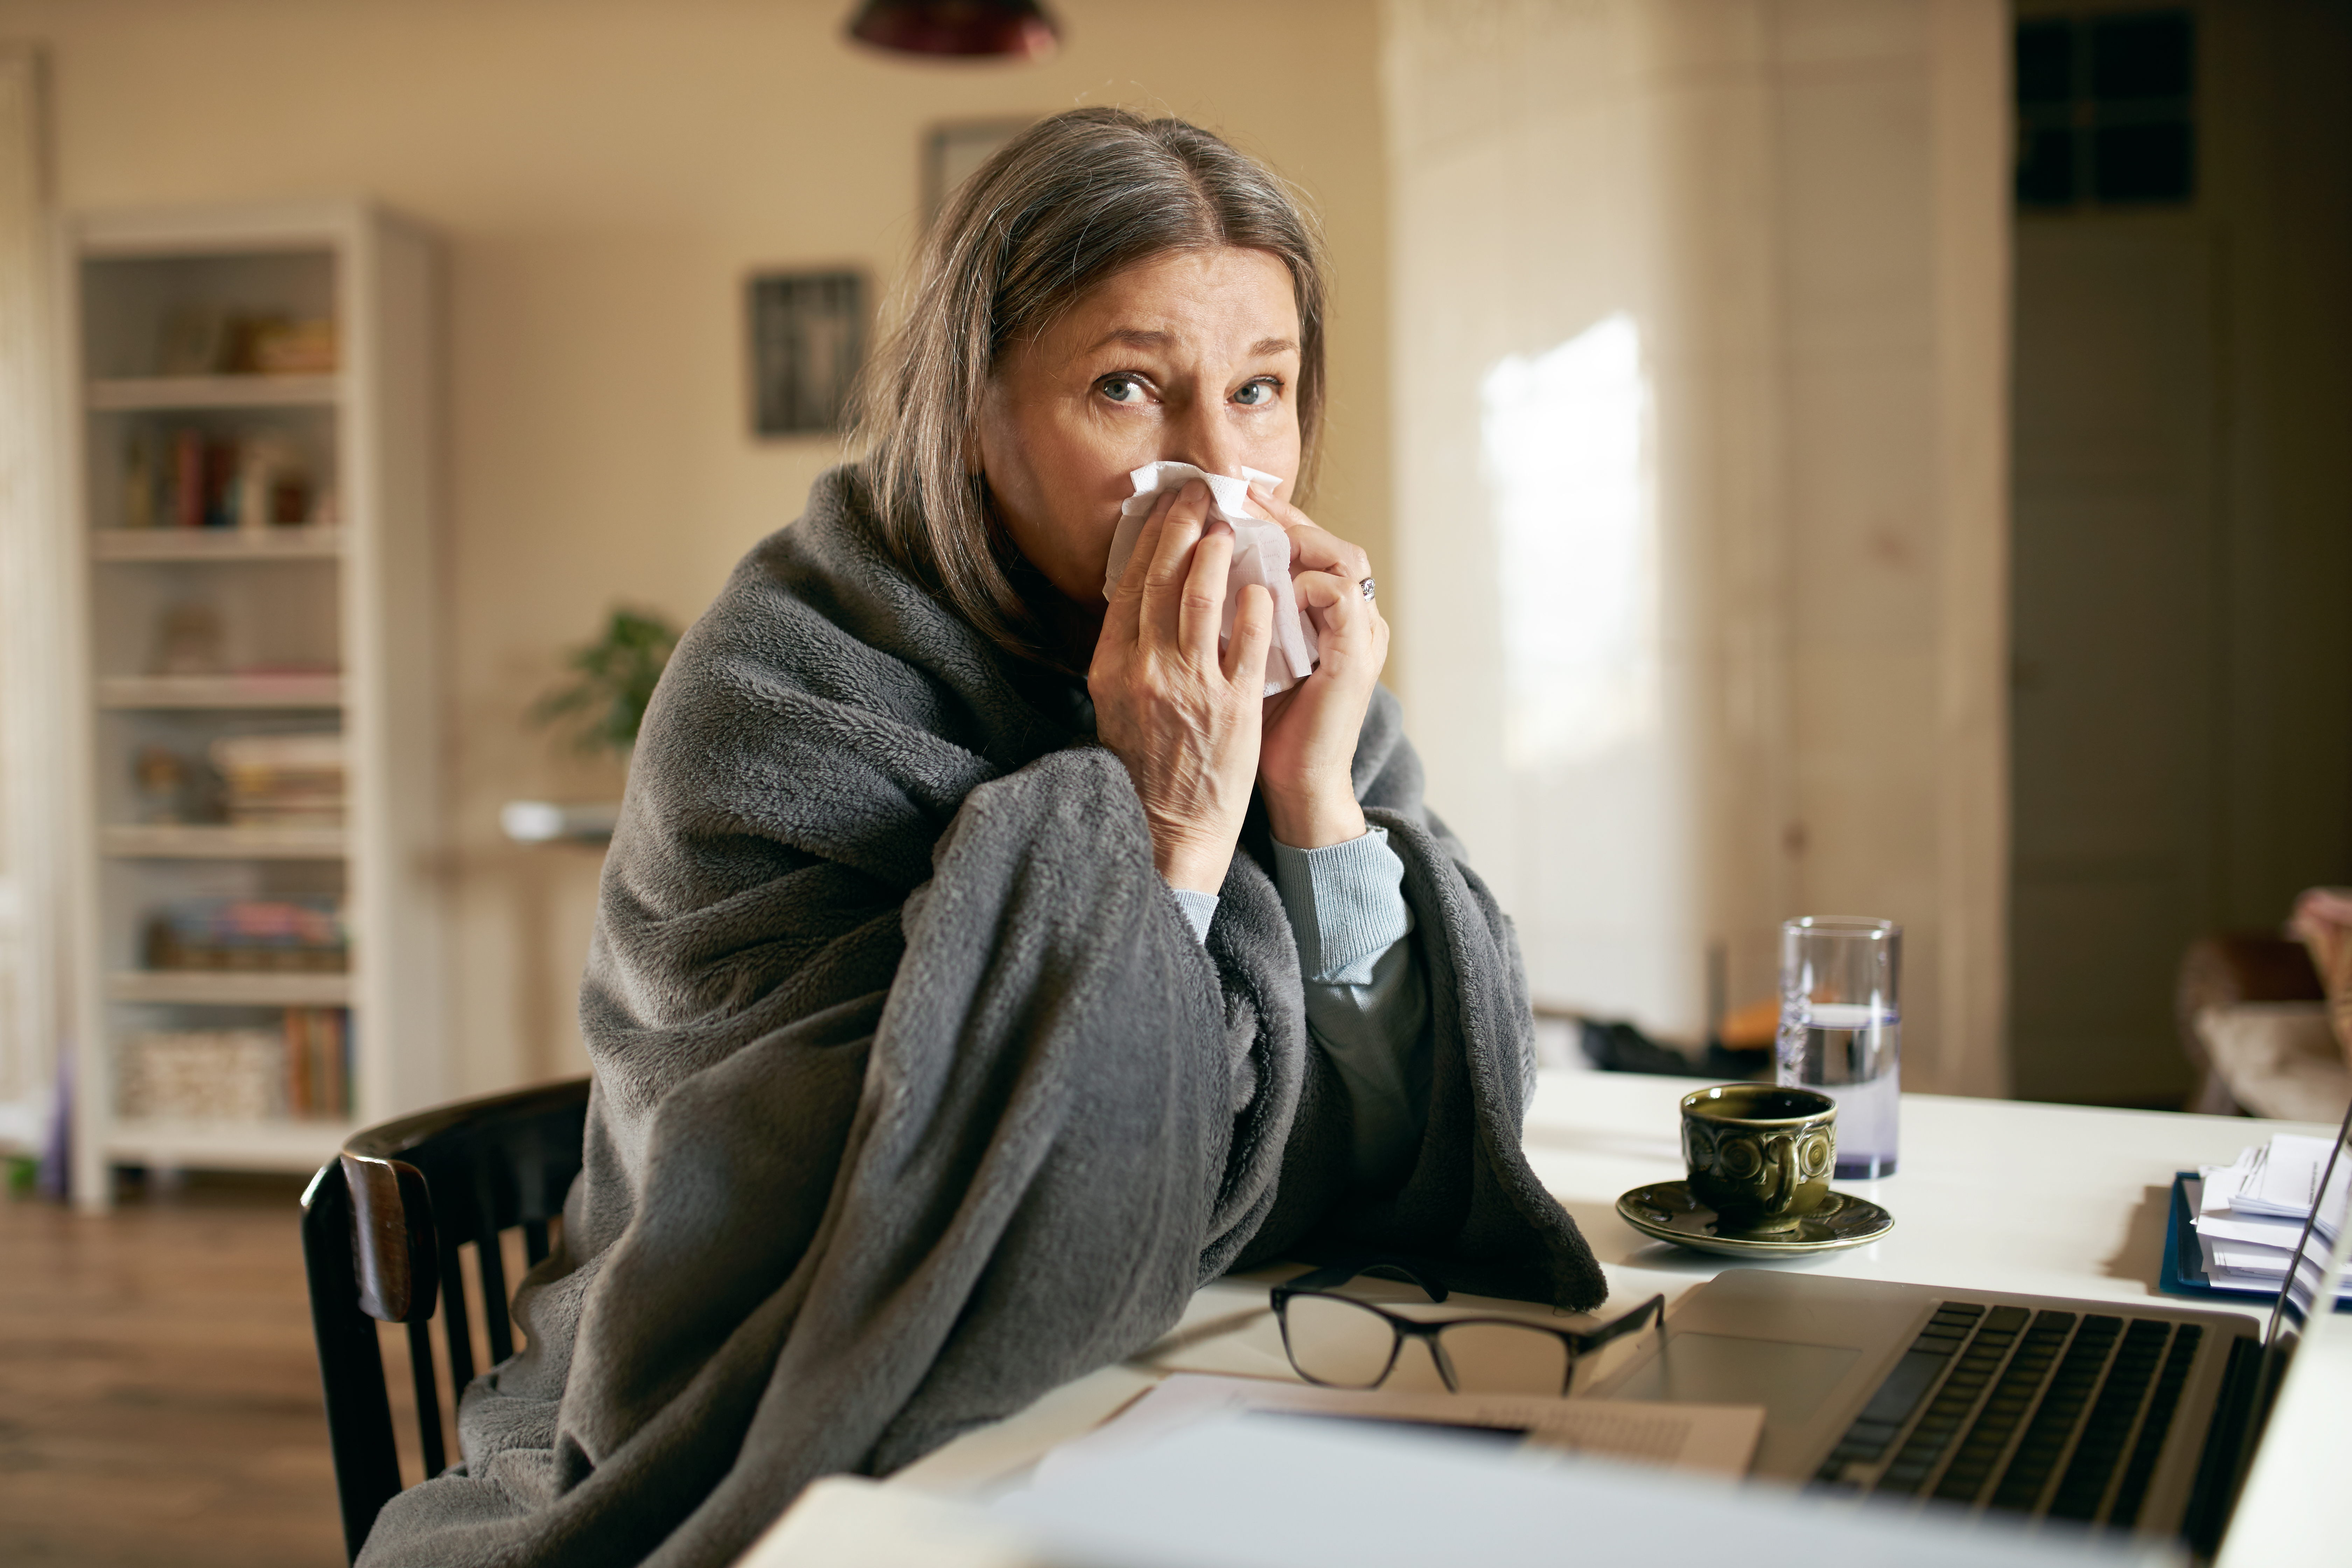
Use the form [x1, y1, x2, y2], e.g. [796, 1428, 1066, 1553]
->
[924, 118, 1035, 220]
[747, 271, 867, 438]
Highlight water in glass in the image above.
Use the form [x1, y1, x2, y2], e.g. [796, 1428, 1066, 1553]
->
[1779, 999, 1899, 1178]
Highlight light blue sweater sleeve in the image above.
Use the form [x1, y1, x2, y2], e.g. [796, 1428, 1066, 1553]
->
[1163, 830, 1431, 1187]
[1169, 887, 1221, 944]
[1269, 828, 1432, 1188]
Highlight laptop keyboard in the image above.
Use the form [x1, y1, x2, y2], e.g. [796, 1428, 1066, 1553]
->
[1813, 1301, 2204, 1526]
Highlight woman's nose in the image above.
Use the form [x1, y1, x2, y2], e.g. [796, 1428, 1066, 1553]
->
[1166, 400, 1245, 479]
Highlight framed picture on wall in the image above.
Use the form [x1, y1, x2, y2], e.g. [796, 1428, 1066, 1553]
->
[924, 118, 1036, 219]
[747, 271, 866, 438]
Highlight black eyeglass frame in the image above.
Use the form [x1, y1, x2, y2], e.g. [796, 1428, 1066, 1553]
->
[1269, 1259, 1667, 1397]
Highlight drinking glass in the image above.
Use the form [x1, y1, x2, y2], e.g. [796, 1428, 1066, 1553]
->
[1776, 917, 1901, 1178]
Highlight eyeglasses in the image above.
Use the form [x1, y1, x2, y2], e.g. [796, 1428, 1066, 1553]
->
[1270, 1259, 1665, 1397]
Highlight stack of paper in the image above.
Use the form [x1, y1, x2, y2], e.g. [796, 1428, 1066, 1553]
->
[2192, 1134, 2352, 1300]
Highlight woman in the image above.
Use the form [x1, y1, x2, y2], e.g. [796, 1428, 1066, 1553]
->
[362, 108, 1601, 1568]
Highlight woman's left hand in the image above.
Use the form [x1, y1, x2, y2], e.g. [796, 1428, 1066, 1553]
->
[1249, 483, 1389, 849]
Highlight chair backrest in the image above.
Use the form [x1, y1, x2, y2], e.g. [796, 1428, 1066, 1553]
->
[301, 1077, 590, 1563]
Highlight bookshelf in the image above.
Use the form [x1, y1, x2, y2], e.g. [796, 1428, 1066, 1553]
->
[59, 201, 444, 1206]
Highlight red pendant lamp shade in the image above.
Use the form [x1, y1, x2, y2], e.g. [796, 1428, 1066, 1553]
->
[848, 0, 1060, 60]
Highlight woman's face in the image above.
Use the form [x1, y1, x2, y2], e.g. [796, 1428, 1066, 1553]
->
[976, 245, 1304, 609]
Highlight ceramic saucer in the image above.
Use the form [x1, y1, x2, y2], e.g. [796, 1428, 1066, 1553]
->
[1615, 1181, 1895, 1258]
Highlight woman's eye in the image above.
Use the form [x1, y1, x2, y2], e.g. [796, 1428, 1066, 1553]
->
[1234, 379, 1280, 407]
[1099, 376, 1145, 404]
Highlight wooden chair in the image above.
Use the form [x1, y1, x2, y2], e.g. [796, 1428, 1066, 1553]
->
[301, 1077, 591, 1563]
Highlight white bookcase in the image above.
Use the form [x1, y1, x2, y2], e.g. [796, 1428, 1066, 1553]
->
[58, 200, 444, 1206]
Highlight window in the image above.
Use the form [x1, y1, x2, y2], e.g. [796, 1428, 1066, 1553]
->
[1479, 314, 1657, 771]
[2015, 11, 2195, 210]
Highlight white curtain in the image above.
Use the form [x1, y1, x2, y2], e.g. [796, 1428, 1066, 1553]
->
[0, 44, 63, 1150]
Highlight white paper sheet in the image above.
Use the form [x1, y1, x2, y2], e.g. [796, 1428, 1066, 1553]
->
[2193, 1163, 2309, 1248]
[2233, 1134, 2345, 1218]
[990, 1411, 2171, 1568]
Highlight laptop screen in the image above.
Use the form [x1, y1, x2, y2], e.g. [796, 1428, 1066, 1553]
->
[2203, 1098, 2352, 1555]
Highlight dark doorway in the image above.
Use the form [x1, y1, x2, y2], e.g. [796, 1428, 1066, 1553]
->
[2008, 1, 2352, 1107]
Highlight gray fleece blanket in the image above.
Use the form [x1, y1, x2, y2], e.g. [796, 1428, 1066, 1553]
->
[359, 466, 1603, 1568]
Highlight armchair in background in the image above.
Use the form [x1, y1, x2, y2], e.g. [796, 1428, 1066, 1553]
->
[2176, 889, 2352, 1124]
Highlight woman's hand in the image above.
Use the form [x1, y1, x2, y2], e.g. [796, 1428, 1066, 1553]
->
[1251, 485, 1389, 849]
[1090, 480, 1275, 894]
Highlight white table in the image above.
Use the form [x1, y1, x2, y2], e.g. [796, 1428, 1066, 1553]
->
[1520, 1070, 2309, 1320]
[890, 1069, 2326, 1496]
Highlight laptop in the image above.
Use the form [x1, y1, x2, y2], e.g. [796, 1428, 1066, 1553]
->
[1583, 1099, 2352, 1555]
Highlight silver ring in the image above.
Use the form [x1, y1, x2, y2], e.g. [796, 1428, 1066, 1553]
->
[1359, 576, 1377, 601]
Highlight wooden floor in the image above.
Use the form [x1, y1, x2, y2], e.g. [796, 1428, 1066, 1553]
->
[0, 1173, 347, 1568]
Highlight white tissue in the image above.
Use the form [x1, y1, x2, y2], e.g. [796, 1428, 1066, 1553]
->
[1101, 461, 1320, 696]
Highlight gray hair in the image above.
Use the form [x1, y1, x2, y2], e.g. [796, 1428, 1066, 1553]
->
[849, 107, 1329, 671]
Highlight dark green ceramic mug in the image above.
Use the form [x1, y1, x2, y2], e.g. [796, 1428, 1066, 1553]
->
[1680, 1084, 1839, 1233]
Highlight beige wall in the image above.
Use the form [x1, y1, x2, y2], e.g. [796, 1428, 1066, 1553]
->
[1384, 0, 2010, 1095]
[0, 0, 1392, 1096]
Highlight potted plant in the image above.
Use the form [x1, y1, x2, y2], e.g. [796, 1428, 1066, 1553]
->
[530, 607, 681, 758]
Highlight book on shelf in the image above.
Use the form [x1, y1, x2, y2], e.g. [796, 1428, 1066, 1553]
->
[208, 731, 346, 826]
[282, 1007, 351, 1119]
[123, 427, 317, 532]
[118, 1028, 281, 1121]
[114, 1007, 352, 1122]
[129, 729, 344, 825]
[156, 306, 338, 378]
[244, 317, 337, 376]
[144, 895, 349, 973]
[171, 429, 201, 529]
